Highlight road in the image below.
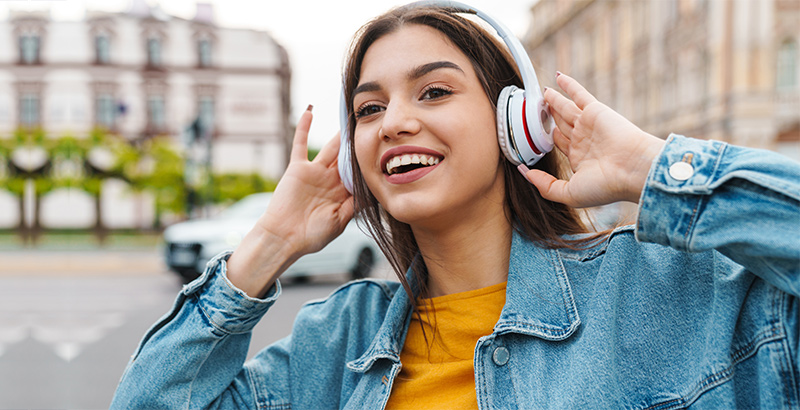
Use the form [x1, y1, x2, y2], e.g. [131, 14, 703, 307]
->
[0, 250, 393, 410]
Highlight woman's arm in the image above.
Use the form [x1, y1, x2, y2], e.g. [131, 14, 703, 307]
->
[111, 106, 353, 408]
[227, 106, 354, 298]
[521, 73, 800, 294]
[635, 134, 800, 295]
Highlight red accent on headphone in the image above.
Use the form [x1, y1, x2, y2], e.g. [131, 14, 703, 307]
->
[521, 99, 542, 156]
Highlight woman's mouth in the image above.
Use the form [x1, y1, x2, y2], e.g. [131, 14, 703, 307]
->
[385, 153, 441, 175]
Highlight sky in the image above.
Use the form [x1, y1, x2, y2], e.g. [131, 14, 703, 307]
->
[1, 0, 538, 147]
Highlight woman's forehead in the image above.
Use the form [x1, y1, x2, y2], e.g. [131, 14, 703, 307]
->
[359, 24, 472, 80]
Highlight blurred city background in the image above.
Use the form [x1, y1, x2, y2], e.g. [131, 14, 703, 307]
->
[0, 0, 797, 408]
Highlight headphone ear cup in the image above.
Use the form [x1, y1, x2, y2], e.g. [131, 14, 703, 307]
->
[338, 90, 354, 193]
[496, 86, 523, 166]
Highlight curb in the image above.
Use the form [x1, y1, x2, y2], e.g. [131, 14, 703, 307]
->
[0, 250, 168, 276]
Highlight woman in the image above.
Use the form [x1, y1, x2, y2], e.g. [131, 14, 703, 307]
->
[111, 4, 800, 410]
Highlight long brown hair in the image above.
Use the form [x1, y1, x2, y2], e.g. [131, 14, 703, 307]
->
[343, 5, 595, 299]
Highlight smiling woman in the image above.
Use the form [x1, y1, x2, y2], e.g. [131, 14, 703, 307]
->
[110, 2, 800, 409]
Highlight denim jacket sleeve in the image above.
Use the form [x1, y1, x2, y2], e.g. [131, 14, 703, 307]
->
[110, 251, 282, 410]
[636, 134, 800, 296]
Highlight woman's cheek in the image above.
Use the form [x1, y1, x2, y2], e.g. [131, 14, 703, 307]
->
[353, 133, 381, 192]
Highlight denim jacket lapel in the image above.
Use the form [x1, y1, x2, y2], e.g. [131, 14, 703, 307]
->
[346, 266, 417, 373]
[494, 231, 581, 340]
[347, 233, 582, 373]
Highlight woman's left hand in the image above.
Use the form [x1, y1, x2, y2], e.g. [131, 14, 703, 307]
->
[520, 73, 665, 208]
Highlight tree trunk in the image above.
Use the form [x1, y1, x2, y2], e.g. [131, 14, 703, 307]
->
[94, 186, 107, 245]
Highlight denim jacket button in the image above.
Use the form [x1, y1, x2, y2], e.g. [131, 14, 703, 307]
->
[492, 346, 510, 366]
[668, 161, 694, 181]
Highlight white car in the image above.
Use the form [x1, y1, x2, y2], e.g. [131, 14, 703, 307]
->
[163, 192, 381, 283]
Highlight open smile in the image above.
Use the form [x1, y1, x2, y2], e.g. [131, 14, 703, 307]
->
[380, 146, 444, 185]
[385, 153, 441, 175]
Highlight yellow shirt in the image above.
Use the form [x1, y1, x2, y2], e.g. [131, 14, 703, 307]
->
[385, 282, 507, 410]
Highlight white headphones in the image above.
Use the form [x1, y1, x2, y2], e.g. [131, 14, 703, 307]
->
[337, 0, 554, 193]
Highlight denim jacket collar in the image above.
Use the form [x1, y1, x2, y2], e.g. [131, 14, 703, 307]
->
[495, 231, 581, 340]
[346, 232, 581, 373]
[345, 262, 416, 373]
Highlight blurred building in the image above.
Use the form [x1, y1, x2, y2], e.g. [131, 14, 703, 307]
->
[525, 0, 799, 156]
[525, 0, 799, 226]
[0, 1, 291, 230]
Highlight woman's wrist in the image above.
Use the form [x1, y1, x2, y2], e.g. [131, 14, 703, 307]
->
[226, 223, 302, 299]
[624, 132, 666, 203]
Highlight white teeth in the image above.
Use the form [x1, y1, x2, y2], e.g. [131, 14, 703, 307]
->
[386, 154, 441, 174]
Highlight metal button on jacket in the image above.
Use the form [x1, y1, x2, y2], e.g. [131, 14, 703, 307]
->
[492, 346, 510, 366]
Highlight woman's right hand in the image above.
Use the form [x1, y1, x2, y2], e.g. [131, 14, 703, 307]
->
[226, 106, 354, 298]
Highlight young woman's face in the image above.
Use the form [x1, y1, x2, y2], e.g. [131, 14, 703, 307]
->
[352, 24, 506, 229]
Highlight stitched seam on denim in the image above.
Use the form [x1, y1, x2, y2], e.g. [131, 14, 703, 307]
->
[477, 343, 489, 410]
[709, 140, 726, 186]
[350, 350, 400, 371]
[378, 363, 401, 410]
[549, 250, 571, 324]
[184, 338, 221, 410]
[263, 404, 291, 410]
[494, 321, 576, 338]
[774, 290, 800, 408]
[248, 365, 283, 410]
[131, 293, 188, 362]
[777, 337, 797, 409]
[642, 397, 686, 410]
[642, 326, 786, 410]
[682, 194, 703, 251]
[302, 279, 395, 309]
[196, 298, 236, 336]
[553, 250, 580, 325]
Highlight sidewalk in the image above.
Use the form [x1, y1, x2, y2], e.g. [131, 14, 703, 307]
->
[0, 249, 168, 276]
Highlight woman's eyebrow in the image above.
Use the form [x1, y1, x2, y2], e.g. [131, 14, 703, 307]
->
[408, 61, 464, 80]
[353, 61, 464, 98]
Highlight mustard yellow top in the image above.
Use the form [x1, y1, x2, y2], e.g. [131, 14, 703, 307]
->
[385, 282, 507, 410]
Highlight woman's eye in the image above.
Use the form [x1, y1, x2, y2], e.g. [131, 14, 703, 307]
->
[355, 104, 384, 119]
[421, 86, 453, 101]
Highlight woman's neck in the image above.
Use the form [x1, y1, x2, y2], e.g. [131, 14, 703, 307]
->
[412, 207, 512, 298]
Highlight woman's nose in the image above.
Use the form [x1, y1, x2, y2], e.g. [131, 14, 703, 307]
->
[380, 100, 421, 141]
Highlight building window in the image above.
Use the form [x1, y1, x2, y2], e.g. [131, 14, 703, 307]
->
[198, 39, 212, 68]
[199, 96, 214, 130]
[147, 96, 165, 130]
[20, 93, 40, 126]
[19, 34, 40, 64]
[147, 38, 162, 67]
[96, 35, 110, 64]
[777, 39, 798, 90]
[96, 94, 115, 128]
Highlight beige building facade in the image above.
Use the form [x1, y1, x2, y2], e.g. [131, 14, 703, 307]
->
[525, 0, 799, 160]
[0, 2, 291, 230]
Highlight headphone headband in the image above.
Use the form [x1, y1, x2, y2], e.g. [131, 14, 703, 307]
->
[337, 1, 553, 193]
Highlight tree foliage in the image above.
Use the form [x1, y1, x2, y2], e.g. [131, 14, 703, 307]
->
[0, 127, 278, 228]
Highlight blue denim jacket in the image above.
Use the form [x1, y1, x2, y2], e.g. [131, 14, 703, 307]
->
[111, 135, 800, 409]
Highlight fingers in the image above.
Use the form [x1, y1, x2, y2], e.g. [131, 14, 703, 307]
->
[552, 127, 570, 156]
[544, 86, 580, 127]
[337, 196, 355, 226]
[314, 132, 342, 168]
[519, 168, 573, 207]
[555, 72, 597, 110]
[290, 106, 314, 162]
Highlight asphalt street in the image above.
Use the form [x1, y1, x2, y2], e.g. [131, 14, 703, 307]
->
[0, 249, 393, 410]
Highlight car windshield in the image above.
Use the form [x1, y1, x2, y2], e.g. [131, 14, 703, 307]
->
[217, 193, 271, 220]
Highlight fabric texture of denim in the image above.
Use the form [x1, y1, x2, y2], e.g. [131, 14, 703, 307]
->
[111, 134, 800, 409]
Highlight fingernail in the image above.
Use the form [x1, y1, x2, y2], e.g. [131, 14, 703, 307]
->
[556, 71, 562, 78]
[517, 163, 530, 177]
[306, 104, 314, 112]
[543, 86, 549, 93]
